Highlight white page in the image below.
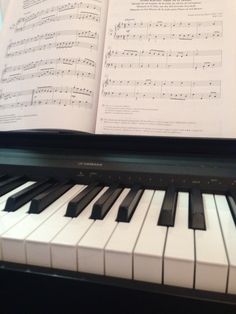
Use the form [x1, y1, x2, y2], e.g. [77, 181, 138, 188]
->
[96, 0, 236, 138]
[0, 0, 108, 132]
[0, 0, 10, 18]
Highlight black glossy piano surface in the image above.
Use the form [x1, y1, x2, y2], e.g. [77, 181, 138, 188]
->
[0, 132, 236, 314]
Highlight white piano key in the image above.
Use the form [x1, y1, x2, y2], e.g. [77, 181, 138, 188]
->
[0, 203, 31, 260]
[26, 185, 86, 267]
[1, 185, 84, 264]
[51, 187, 109, 271]
[164, 192, 194, 288]
[195, 194, 228, 293]
[0, 181, 36, 259]
[214, 195, 236, 294]
[105, 190, 154, 279]
[0, 181, 35, 217]
[77, 189, 130, 275]
[133, 190, 166, 284]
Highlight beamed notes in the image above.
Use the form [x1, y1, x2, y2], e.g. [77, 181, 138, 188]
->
[0, 0, 236, 138]
[0, 0, 107, 132]
[1, 57, 96, 83]
[102, 79, 221, 101]
[0, 86, 93, 109]
[105, 49, 222, 70]
[95, 0, 236, 138]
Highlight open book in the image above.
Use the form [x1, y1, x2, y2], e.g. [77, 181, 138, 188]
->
[0, 0, 236, 138]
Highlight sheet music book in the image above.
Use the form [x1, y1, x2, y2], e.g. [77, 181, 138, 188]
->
[0, 0, 235, 138]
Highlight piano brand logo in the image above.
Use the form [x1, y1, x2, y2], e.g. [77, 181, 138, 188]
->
[77, 162, 104, 167]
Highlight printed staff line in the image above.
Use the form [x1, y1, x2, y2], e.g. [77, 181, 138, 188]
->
[8, 30, 99, 49]
[1, 86, 93, 100]
[114, 20, 223, 30]
[3, 57, 96, 74]
[105, 61, 222, 70]
[6, 41, 98, 58]
[0, 99, 93, 109]
[103, 79, 221, 87]
[106, 49, 222, 58]
[19, 1, 101, 24]
[14, 13, 101, 32]
[113, 31, 222, 41]
[1, 69, 95, 83]
[102, 91, 221, 100]
[23, 0, 46, 10]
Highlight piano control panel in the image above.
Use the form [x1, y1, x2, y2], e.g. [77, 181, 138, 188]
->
[0, 148, 235, 193]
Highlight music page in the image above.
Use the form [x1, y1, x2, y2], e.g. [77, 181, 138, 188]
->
[0, 0, 108, 132]
[96, 0, 236, 138]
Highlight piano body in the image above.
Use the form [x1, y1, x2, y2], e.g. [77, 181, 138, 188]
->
[0, 132, 236, 313]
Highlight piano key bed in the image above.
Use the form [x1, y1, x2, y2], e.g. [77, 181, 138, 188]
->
[0, 147, 236, 311]
[0, 177, 236, 300]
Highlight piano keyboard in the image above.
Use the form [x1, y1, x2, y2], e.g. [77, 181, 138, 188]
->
[0, 176, 236, 296]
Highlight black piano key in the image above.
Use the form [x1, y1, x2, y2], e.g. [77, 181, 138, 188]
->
[189, 188, 206, 230]
[29, 181, 74, 214]
[65, 183, 98, 216]
[90, 185, 123, 220]
[158, 186, 177, 227]
[116, 187, 144, 223]
[65, 184, 103, 218]
[4, 179, 54, 212]
[227, 191, 236, 225]
[0, 176, 27, 197]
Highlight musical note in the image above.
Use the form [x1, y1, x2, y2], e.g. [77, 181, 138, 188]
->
[6, 26, 99, 58]
[105, 61, 221, 70]
[21, 1, 101, 20]
[102, 79, 221, 101]
[114, 32, 222, 41]
[0, 86, 94, 109]
[8, 30, 99, 49]
[102, 91, 220, 100]
[13, 12, 101, 33]
[1, 69, 95, 83]
[2, 86, 93, 99]
[0, 99, 93, 110]
[112, 20, 223, 42]
[115, 20, 223, 30]
[2, 57, 96, 74]
[104, 49, 222, 71]
[103, 79, 221, 87]
[14, 1, 102, 32]
[6, 40, 98, 58]
[106, 49, 222, 58]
